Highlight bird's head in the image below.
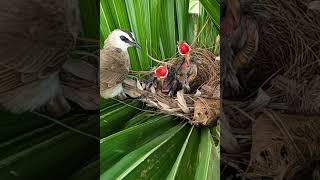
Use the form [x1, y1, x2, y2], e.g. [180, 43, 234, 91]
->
[178, 41, 191, 56]
[154, 65, 168, 79]
[105, 29, 141, 51]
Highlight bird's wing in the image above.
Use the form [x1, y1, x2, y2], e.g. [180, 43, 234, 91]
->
[0, 1, 74, 94]
[221, 36, 240, 92]
[233, 17, 259, 71]
[100, 47, 129, 89]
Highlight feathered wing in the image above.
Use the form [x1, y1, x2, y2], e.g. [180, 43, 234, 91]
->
[0, 0, 75, 94]
[221, 36, 241, 94]
[233, 17, 259, 71]
[100, 47, 129, 91]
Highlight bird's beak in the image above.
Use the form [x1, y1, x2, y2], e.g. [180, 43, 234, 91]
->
[130, 41, 141, 49]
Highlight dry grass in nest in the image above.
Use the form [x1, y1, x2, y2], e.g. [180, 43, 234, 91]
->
[221, 0, 320, 179]
[123, 48, 220, 127]
[252, 0, 320, 114]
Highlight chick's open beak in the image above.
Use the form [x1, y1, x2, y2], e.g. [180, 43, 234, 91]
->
[131, 41, 141, 49]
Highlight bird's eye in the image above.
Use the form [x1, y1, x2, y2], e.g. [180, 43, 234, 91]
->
[120, 35, 129, 42]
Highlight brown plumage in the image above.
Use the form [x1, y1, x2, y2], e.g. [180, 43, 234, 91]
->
[175, 57, 198, 92]
[100, 29, 141, 99]
[176, 42, 198, 92]
[232, 16, 259, 72]
[221, 0, 262, 96]
[100, 46, 130, 98]
[0, 0, 80, 113]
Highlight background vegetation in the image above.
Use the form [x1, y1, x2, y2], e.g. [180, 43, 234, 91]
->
[100, 0, 220, 179]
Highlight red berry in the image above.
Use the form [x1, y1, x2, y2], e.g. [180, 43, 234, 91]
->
[154, 66, 167, 78]
[178, 43, 190, 55]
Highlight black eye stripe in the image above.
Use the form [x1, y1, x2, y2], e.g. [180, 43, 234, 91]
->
[120, 35, 130, 43]
[122, 30, 135, 41]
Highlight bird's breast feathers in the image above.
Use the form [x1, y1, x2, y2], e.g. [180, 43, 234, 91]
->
[100, 46, 130, 89]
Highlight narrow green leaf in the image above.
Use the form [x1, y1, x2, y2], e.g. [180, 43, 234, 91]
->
[100, 0, 115, 45]
[124, 112, 162, 128]
[0, 120, 98, 179]
[100, 101, 142, 138]
[125, 0, 150, 70]
[175, 0, 190, 42]
[79, 0, 99, 38]
[166, 126, 194, 179]
[100, 116, 177, 173]
[101, 122, 188, 179]
[100, 98, 118, 109]
[160, 0, 177, 58]
[0, 115, 85, 159]
[199, 0, 220, 29]
[148, 0, 161, 63]
[194, 128, 218, 180]
[0, 112, 50, 143]
[69, 159, 99, 180]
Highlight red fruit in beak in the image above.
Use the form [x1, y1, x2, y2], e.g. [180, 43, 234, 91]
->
[178, 42, 190, 55]
[154, 65, 168, 78]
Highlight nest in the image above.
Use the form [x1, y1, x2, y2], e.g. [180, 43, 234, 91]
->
[251, 0, 320, 114]
[123, 48, 220, 126]
[221, 0, 320, 179]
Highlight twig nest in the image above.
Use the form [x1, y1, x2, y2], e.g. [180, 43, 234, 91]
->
[124, 48, 220, 126]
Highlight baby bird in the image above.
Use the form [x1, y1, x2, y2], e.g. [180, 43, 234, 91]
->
[146, 64, 178, 96]
[100, 29, 141, 99]
[154, 65, 168, 91]
[221, 0, 261, 96]
[146, 42, 197, 96]
[176, 42, 197, 92]
[0, 0, 80, 114]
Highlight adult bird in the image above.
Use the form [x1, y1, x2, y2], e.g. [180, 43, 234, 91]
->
[100, 29, 141, 99]
[221, 0, 262, 96]
[0, 0, 81, 115]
